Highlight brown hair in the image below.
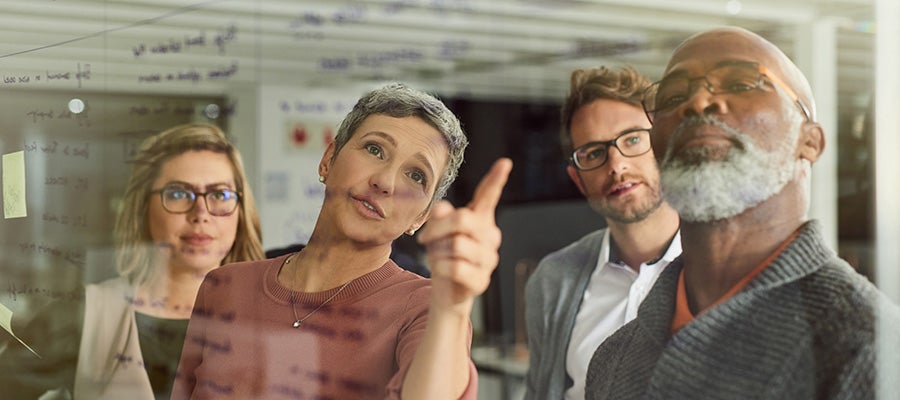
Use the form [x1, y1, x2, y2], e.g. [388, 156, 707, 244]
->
[560, 66, 651, 153]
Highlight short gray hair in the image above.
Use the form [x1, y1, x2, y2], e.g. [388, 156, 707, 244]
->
[332, 83, 468, 201]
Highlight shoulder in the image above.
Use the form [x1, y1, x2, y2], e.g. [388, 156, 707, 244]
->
[207, 257, 280, 279]
[530, 228, 607, 281]
[86, 276, 130, 292]
[802, 259, 888, 313]
[197, 257, 282, 298]
[379, 263, 432, 302]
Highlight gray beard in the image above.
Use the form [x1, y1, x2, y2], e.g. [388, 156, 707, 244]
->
[659, 116, 798, 223]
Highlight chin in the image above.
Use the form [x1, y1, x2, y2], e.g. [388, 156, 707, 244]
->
[173, 250, 224, 270]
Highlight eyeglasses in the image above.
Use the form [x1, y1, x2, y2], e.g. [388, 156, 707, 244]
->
[569, 128, 652, 171]
[642, 61, 813, 124]
[150, 186, 241, 217]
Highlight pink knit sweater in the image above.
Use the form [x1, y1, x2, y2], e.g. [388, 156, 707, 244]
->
[171, 255, 477, 399]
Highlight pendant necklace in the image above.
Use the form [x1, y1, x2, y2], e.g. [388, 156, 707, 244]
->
[286, 254, 353, 328]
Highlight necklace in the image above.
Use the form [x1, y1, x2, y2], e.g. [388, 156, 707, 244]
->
[286, 254, 353, 328]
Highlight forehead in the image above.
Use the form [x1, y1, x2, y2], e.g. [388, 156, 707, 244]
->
[665, 30, 780, 77]
[157, 150, 236, 185]
[570, 99, 649, 142]
[355, 114, 449, 165]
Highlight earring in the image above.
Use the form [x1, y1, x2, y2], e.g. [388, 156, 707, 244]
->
[406, 228, 417, 236]
[318, 175, 325, 183]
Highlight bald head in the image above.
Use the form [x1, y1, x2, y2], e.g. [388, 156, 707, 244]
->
[668, 26, 817, 122]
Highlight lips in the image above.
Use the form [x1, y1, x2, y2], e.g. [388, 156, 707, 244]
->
[181, 233, 213, 246]
[353, 195, 385, 219]
[671, 120, 741, 156]
[607, 181, 640, 197]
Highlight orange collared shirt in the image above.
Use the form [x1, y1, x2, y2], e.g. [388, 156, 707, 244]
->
[671, 228, 802, 333]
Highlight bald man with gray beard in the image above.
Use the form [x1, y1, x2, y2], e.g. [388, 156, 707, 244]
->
[584, 26, 900, 400]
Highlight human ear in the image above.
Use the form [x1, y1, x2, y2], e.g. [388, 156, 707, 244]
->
[797, 122, 825, 163]
[318, 141, 336, 178]
[566, 165, 587, 196]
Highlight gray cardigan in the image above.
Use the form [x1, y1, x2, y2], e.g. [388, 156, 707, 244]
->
[524, 229, 607, 399]
[585, 221, 900, 400]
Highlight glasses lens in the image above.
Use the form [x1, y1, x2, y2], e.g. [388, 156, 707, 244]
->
[161, 188, 195, 213]
[646, 78, 688, 115]
[574, 143, 609, 171]
[206, 189, 240, 216]
[616, 129, 651, 157]
[644, 63, 763, 121]
[707, 64, 761, 94]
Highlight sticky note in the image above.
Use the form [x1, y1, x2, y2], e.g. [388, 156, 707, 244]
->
[3, 151, 27, 219]
[0, 302, 40, 358]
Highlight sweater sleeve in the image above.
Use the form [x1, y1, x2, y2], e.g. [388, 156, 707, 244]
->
[383, 285, 478, 399]
[523, 262, 548, 400]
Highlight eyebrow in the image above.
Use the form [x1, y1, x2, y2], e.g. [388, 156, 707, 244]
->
[164, 181, 235, 191]
[361, 131, 437, 182]
[575, 126, 650, 148]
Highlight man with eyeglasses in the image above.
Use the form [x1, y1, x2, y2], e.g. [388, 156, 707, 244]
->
[524, 66, 681, 400]
[585, 26, 900, 399]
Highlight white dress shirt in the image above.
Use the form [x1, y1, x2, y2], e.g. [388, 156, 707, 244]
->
[564, 229, 681, 400]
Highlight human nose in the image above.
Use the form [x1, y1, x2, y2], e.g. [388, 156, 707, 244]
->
[189, 194, 211, 222]
[605, 144, 630, 175]
[680, 79, 728, 119]
[370, 166, 397, 195]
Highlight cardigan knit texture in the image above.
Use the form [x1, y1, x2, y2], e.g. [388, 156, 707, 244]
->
[585, 220, 900, 400]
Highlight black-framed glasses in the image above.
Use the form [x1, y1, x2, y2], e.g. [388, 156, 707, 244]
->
[642, 61, 813, 124]
[569, 128, 652, 171]
[150, 186, 241, 217]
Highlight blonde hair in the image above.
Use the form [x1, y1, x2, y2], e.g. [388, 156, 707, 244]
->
[114, 123, 264, 284]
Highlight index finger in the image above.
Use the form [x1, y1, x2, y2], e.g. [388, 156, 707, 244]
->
[467, 157, 513, 213]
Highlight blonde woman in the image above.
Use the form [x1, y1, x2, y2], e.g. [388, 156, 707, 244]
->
[2, 124, 264, 399]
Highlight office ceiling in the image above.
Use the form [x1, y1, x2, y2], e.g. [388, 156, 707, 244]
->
[0, 0, 876, 119]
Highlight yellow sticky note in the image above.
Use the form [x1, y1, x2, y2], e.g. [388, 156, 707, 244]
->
[0, 302, 40, 358]
[3, 151, 27, 219]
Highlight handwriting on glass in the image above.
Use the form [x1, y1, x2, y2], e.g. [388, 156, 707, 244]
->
[17, 242, 86, 269]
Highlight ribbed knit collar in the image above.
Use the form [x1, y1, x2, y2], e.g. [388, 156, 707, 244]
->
[634, 219, 833, 344]
[744, 220, 833, 292]
[262, 254, 401, 306]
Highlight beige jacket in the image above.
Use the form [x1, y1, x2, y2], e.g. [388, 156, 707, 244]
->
[74, 277, 154, 400]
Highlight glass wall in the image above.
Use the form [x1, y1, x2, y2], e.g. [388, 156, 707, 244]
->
[0, 1, 879, 398]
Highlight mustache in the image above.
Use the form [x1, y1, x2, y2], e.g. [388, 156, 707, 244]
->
[662, 115, 750, 165]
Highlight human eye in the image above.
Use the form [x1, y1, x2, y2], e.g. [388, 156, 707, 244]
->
[365, 142, 384, 159]
[164, 187, 192, 201]
[583, 145, 608, 161]
[722, 77, 757, 93]
[621, 132, 644, 147]
[210, 189, 237, 202]
[408, 169, 427, 186]
[654, 80, 688, 109]
[717, 68, 760, 93]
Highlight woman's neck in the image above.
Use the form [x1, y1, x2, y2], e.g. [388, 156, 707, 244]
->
[282, 238, 392, 292]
